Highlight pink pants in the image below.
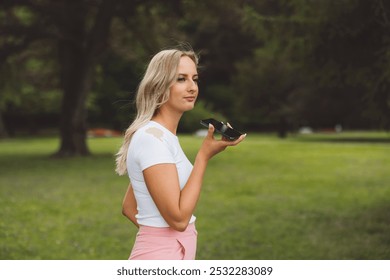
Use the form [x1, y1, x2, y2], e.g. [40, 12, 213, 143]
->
[129, 223, 197, 260]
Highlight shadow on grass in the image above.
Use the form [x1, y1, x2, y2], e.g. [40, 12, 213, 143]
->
[323, 200, 390, 259]
[294, 135, 390, 144]
[0, 153, 115, 175]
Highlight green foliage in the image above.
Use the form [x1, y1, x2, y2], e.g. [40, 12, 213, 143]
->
[0, 51, 62, 131]
[12, 6, 34, 25]
[1, 0, 390, 137]
[1, 132, 390, 259]
[303, 0, 390, 129]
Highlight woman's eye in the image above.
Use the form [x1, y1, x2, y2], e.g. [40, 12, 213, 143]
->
[193, 78, 199, 84]
[177, 77, 186, 82]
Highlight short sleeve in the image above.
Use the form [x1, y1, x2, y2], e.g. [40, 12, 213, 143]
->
[133, 127, 175, 171]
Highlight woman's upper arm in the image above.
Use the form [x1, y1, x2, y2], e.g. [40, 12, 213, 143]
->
[143, 163, 188, 230]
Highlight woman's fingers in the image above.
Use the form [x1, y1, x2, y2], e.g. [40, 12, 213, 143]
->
[225, 133, 247, 146]
[207, 123, 215, 139]
[205, 121, 246, 146]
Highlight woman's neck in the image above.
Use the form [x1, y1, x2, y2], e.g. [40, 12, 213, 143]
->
[152, 111, 182, 135]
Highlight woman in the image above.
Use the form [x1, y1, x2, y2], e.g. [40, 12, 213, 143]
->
[115, 47, 246, 260]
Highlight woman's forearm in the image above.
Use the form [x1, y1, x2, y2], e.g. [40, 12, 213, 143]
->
[122, 184, 139, 228]
[177, 152, 208, 227]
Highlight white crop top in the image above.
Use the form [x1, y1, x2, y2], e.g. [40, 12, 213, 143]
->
[126, 121, 196, 227]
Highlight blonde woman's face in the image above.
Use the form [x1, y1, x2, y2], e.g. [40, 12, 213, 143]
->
[164, 56, 199, 114]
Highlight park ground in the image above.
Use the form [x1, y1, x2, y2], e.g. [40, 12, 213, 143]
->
[0, 131, 389, 259]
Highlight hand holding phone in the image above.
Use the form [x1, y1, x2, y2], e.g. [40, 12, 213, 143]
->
[200, 118, 245, 141]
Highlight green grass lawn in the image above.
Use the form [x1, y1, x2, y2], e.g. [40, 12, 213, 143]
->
[0, 131, 389, 260]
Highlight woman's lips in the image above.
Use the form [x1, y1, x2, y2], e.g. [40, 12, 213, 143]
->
[184, 97, 196, 102]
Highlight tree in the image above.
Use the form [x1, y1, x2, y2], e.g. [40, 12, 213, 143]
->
[0, 115, 7, 138]
[177, 0, 259, 119]
[0, 33, 64, 136]
[228, 0, 311, 136]
[2, 0, 388, 145]
[303, 0, 390, 129]
[1, 0, 119, 155]
[229, 0, 390, 132]
[0, 0, 191, 152]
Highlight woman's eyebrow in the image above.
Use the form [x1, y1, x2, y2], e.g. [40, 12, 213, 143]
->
[178, 73, 199, 77]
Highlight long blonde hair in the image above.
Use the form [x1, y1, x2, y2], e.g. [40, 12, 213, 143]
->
[115, 49, 199, 175]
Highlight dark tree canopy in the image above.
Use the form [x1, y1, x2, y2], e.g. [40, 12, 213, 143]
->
[1, 0, 389, 149]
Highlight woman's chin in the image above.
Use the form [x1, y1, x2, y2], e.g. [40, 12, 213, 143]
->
[183, 104, 195, 112]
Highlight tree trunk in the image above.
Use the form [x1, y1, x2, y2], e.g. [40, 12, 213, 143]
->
[0, 112, 9, 138]
[53, 0, 114, 157]
[277, 116, 288, 138]
[54, 43, 92, 157]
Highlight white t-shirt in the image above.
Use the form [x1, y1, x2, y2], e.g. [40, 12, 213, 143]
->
[126, 121, 196, 227]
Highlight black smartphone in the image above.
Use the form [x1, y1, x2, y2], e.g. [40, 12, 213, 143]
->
[200, 118, 244, 141]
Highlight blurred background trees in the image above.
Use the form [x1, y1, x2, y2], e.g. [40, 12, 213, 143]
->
[1, 0, 389, 153]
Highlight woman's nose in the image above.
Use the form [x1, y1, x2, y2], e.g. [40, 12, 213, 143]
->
[188, 80, 198, 92]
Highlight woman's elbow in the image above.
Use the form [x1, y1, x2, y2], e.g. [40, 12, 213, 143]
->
[122, 207, 133, 219]
[169, 220, 189, 232]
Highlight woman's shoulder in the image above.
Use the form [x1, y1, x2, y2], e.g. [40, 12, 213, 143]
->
[132, 121, 170, 145]
[129, 121, 177, 161]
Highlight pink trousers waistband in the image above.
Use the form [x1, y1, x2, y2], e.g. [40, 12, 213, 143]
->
[129, 223, 197, 260]
[138, 223, 196, 237]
